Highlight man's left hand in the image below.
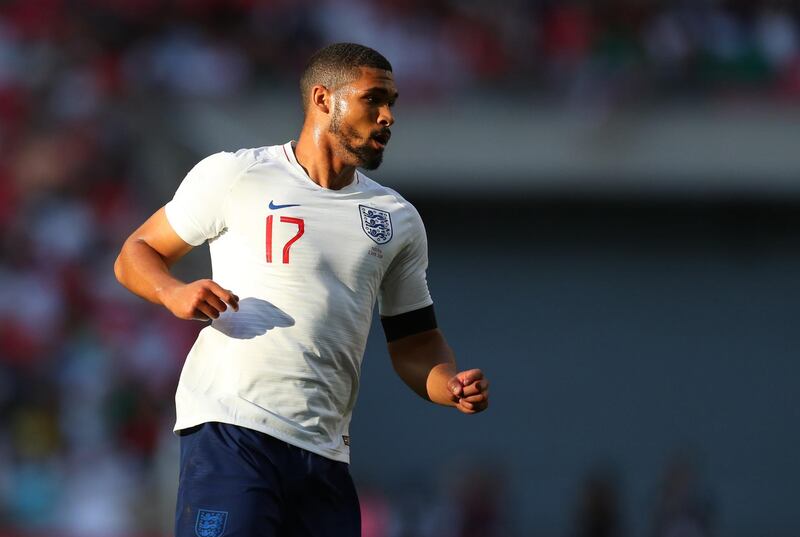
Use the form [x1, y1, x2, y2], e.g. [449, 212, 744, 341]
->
[448, 369, 489, 414]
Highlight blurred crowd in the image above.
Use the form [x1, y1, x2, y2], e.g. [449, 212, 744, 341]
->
[0, 1, 798, 105]
[0, 0, 784, 535]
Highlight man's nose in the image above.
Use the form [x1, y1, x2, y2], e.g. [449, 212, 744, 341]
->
[378, 105, 393, 127]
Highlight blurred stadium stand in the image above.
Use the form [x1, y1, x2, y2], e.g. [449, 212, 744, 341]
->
[0, 1, 798, 536]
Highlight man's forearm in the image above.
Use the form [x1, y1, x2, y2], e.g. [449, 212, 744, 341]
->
[114, 238, 185, 306]
[388, 329, 459, 407]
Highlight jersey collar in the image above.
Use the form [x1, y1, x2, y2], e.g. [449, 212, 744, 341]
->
[282, 141, 362, 193]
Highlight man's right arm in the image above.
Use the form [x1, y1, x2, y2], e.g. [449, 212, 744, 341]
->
[114, 207, 238, 321]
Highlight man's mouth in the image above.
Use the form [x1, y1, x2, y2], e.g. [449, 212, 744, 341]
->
[371, 131, 391, 148]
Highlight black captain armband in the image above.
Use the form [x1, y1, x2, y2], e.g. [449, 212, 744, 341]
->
[381, 304, 438, 342]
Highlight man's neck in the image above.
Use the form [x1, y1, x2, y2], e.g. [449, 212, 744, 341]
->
[294, 130, 357, 190]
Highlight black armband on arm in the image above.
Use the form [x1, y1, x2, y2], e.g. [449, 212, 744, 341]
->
[381, 304, 438, 342]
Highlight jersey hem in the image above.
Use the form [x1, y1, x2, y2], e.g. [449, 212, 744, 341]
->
[173, 417, 351, 464]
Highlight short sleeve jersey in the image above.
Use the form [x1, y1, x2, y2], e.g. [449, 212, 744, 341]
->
[164, 142, 432, 462]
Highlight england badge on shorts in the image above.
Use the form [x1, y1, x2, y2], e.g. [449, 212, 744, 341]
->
[359, 205, 393, 244]
[195, 509, 228, 537]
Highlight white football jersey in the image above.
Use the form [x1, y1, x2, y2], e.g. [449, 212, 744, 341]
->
[165, 142, 432, 462]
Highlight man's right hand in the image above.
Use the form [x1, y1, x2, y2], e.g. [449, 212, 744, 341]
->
[159, 279, 239, 321]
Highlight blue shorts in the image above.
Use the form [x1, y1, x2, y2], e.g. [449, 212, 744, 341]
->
[175, 422, 360, 537]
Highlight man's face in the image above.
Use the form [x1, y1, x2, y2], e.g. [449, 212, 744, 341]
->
[327, 67, 397, 170]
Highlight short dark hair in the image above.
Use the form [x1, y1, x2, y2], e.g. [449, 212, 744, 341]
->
[300, 43, 392, 113]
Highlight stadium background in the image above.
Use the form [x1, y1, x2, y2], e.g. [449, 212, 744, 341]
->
[1, 1, 798, 536]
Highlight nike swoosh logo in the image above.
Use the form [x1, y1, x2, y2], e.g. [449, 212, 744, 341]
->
[269, 200, 301, 210]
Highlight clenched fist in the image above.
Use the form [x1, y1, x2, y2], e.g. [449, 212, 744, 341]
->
[448, 369, 490, 414]
[159, 279, 239, 321]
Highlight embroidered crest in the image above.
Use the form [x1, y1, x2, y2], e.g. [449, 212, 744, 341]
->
[196, 509, 228, 537]
[359, 205, 393, 245]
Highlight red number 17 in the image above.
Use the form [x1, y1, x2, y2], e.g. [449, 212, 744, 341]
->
[266, 215, 304, 264]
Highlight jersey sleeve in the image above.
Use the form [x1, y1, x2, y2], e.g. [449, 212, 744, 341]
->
[164, 151, 245, 246]
[378, 209, 433, 317]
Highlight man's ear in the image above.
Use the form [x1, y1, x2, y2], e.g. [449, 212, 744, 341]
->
[310, 85, 331, 114]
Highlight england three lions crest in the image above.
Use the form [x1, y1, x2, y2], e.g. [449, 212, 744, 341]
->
[359, 205, 393, 244]
[196, 509, 228, 537]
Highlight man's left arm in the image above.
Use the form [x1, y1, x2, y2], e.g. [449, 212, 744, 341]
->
[386, 326, 489, 414]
